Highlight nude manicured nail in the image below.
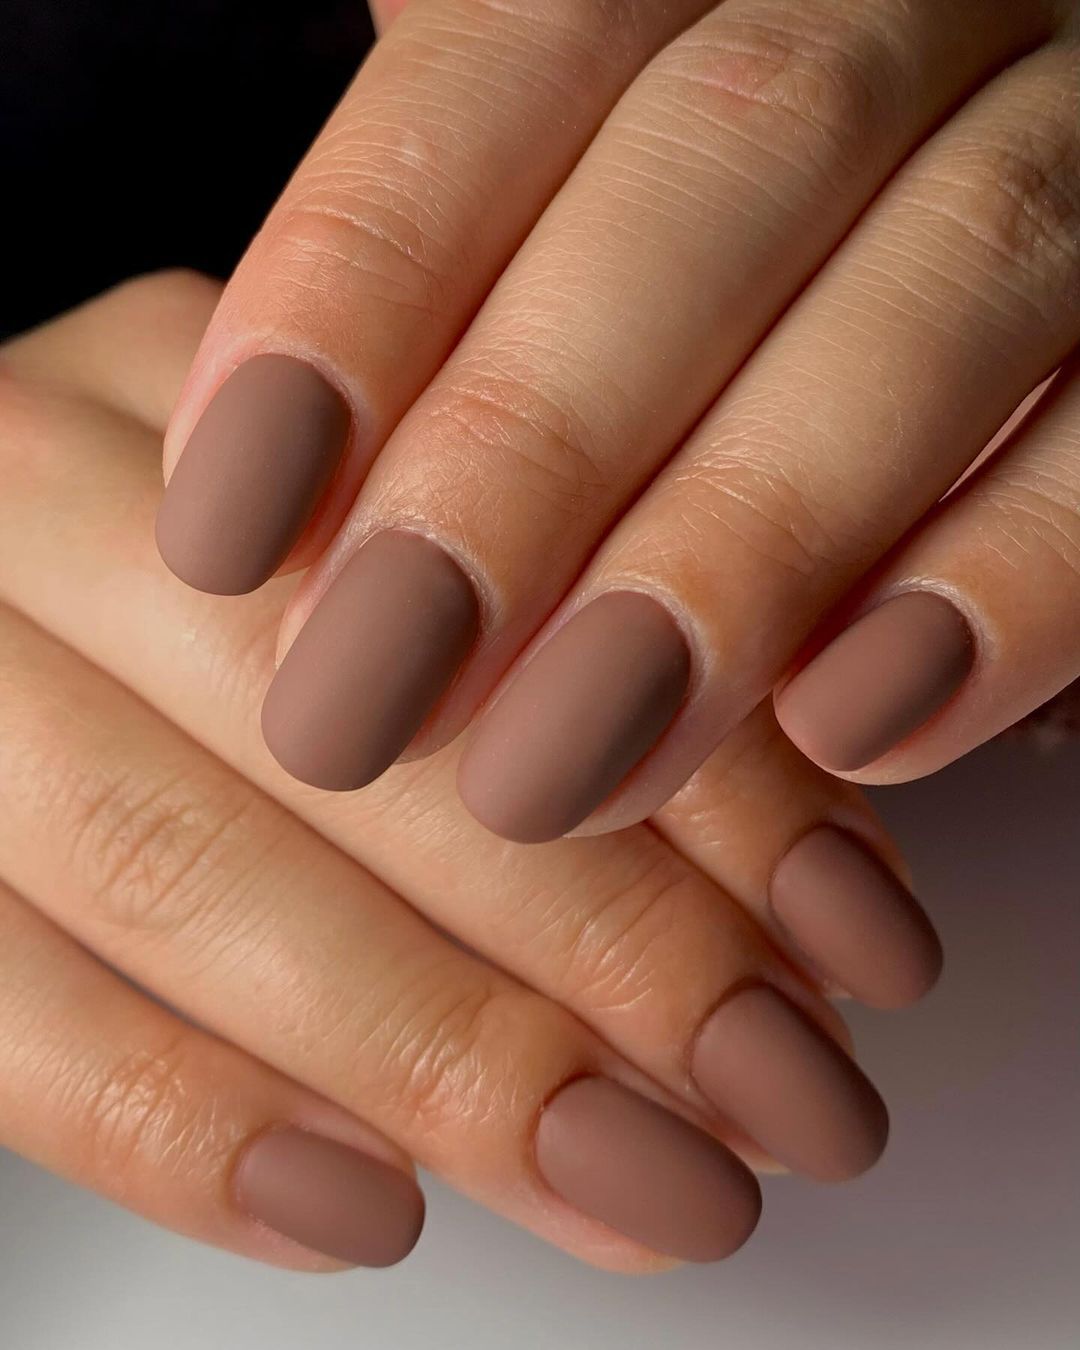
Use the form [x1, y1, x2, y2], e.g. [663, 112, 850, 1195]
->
[156, 355, 350, 595]
[262, 531, 479, 791]
[235, 1128, 425, 1268]
[769, 827, 943, 1009]
[692, 986, 888, 1183]
[776, 591, 975, 772]
[535, 1078, 761, 1263]
[459, 592, 690, 843]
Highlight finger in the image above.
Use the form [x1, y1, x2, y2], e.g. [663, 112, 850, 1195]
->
[0, 603, 765, 1271]
[0, 306, 894, 1189]
[156, 0, 715, 595]
[0, 876, 423, 1271]
[457, 31, 1080, 840]
[369, 0, 410, 36]
[654, 702, 941, 1010]
[1, 270, 222, 431]
[777, 352, 1080, 782]
[263, 0, 1056, 793]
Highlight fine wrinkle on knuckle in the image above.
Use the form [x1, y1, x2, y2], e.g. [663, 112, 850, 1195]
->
[666, 436, 859, 586]
[274, 155, 459, 324]
[67, 1034, 212, 1185]
[423, 373, 611, 520]
[547, 857, 716, 1019]
[651, 12, 900, 194]
[901, 107, 1080, 312]
[65, 761, 271, 944]
[360, 970, 535, 1144]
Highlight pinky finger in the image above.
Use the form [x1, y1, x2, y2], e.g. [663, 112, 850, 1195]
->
[0, 878, 423, 1271]
[776, 354, 1080, 784]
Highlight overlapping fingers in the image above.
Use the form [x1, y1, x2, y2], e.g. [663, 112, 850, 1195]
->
[0, 277, 919, 1212]
[0, 866, 424, 1271]
[454, 24, 1080, 836]
[0, 597, 767, 1270]
[245, 0, 1061, 811]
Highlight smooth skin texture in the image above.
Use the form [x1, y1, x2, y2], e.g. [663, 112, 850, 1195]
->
[0, 274, 943, 1271]
[157, 0, 1080, 843]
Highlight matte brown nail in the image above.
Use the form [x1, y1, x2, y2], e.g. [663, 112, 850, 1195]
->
[458, 592, 690, 843]
[692, 986, 888, 1183]
[776, 591, 975, 772]
[535, 1077, 761, 1263]
[235, 1127, 425, 1268]
[156, 354, 350, 595]
[262, 530, 479, 791]
[769, 827, 943, 1009]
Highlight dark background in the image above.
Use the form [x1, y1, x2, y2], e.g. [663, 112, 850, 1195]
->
[3, 1, 375, 339]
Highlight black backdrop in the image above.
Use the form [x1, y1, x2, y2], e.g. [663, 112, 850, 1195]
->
[3, 1, 375, 338]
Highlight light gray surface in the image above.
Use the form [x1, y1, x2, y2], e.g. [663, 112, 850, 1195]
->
[1, 736, 1077, 1350]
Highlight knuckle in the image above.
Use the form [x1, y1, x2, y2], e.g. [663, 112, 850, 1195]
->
[903, 70, 1080, 299]
[74, 1034, 208, 1181]
[360, 972, 551, 1148]
[662, 433, 863, 595]
[650, 11, 902, 190]
[549, 858, 751, 1022]
[65, 759, 269, 944]
[413, 369, 611, 521]
[272, 193, 456, 327]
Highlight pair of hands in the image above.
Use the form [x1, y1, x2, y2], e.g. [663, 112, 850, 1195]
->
[9, 0, 1080, 1275]
[0, 273, 930, 1272]
[155, 0, 1080, 848]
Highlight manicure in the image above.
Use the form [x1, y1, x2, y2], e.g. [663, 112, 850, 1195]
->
[458, 591, 691, 843]
[535, 1077, 761, 1263]
[769, 827, 943, 1009]
[692, 985, 889, 1182]
[156, 355, 350, 595]
[262, 530, 479, 791]
[235, 1127, 425, 1268]
[776, 591, 975, 772]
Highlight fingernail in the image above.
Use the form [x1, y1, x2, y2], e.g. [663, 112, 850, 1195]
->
[535, 1077, 761, 1263]
[776, 591, 975, 772]
[458, 592, 690, 843]
[262, 530, 479, 791]
[769, 827, 943, 1009]
[156, 355, 350, 595]
[235, 1127, 425, 1268]
[692, 985, 888, 1183]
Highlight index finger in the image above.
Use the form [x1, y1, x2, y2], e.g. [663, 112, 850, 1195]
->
[155, 0, 712, 595]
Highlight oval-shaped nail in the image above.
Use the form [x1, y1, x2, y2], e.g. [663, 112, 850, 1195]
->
[769, 827, 943, 1009]
[235, 1127, 425, 1268]
[262, 531, 479, 791]
[536, 1077, 761, 1263]
[156, 355, 351, 596]
[692, 986, 888, 1183]
[776, 591, 975, 772]
[459, 592, 690, 843]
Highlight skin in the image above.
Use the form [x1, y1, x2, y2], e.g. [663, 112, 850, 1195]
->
[161, 0, 1080, 837]
[0, 274, 921, 1272]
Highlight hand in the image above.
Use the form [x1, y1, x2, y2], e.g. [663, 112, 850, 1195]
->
[154, 0, 1080, 841]
[0, 273, 939, 1271]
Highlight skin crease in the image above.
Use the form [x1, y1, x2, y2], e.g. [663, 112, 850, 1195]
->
[158, 0, 1079, 845]
[0, 275, 933, 1273]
